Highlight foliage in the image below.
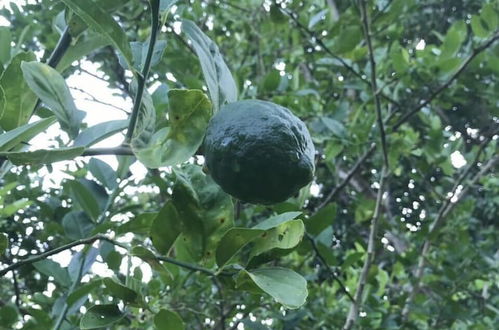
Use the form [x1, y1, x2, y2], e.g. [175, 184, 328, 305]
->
[0, 0, 498, 329]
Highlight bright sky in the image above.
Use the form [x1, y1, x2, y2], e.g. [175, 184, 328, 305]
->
[1, 0, 154, 286]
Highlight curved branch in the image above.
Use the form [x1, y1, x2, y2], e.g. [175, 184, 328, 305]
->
[0, 235, 218, 278]
[0, 235, 106, 277]
[306, 233, 355, 303]
[392, 32, 499, 130]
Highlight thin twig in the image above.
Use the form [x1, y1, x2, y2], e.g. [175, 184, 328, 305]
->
[281, 8, 400, 108]
[401, 137, 497, 320]
[53, 253, 87, 330]
[12, 270, 21, 309]
[70, 86, 130, 114]
[0, 234, 219, 278]
[125, 1, 160, 142]
[359, 0, 389, 168]
[155, 256, 216, 276]
[314, 31, 499, 215]
[78, 67, 109, 82]
[164, 21, 196, 55]
[343, 2, 389, 328]
[343, 167, 387, 330]
[392, 32, 499, 130]
[0, 235, 105, 277]
[315, 144, 376, 212]
[306, 233, 355, 303]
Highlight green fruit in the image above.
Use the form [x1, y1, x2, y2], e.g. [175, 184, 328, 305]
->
[203, 100, 315, 205]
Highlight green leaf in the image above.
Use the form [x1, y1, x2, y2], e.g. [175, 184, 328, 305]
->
[150, 202, 181, 255]
[57, 34, 110, 72]
[80, 304, 125, 329]
[131, 246, 172, 281]
[160, 0, 178, 13]
[151, 83, 169, 117]
[130, 87, 156, 152]
[60, 0, 134, 71]
[331, 26, 362, 55]
[471, 15, 489, 38]
[33, 259, 71, 287]
[262, 69, 281, 92]
[0, 117, 56, 152]
[120, 40, 167, 71]
[0, 51, 38, 131]
[73, 120, 128, 147]
[0, 198, 32, 217]
[0, 27, 11, 66]
[237, 267, 308, 309]
[269, 4, 288, 24]
[68, 248, 98, 282]
[440, 21, 467, 58]
[0, 146, 85, 165]
[306, 203, 336, 235]
[390, 44, 410, 75]
[102, 278, 139, 304]
[88, 158, 118, 190]
[154, 309, 185, 330]
[116, 213, 156, 235]
[62, 211, 95, 240]
[172, 165, 234, 261]
[481, 3, 498, 31]
[216, 227, 264, 268]
[0, 304, 18, 328]
[67, 279, 102, 307]
[181, 20, 238, 111]
[250, 219, 305, 258]
[21, 61, 82, 138]
[0, 233, 7, 255]
[253, 211, 302, 230]
[308, 9, 328, 29]
[132, 89, 211, 168]
[66, 180, 101, 221]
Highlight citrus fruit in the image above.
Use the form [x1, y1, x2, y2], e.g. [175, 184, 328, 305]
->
[203, 100, 315, 204]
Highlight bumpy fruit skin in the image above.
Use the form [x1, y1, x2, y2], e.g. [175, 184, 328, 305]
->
[203, 100, 315, 204]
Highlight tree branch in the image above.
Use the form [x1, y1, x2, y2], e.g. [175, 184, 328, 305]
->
[12, 270, 21, 309]
[281, 7, 400, 108]
[401, 137, 498, 320]
[0, 234, 219, 278]
[125, 1, 160, 143]
[70, 86, 130, 114]
[392, 32, 499, 130]
[314, 31, 499, 215]
[306, 233, 355, 303]
[314, 144, 376, 212]
[359, 0, 389, 168]
[53, 253, 86, 330]
[343, 3, 390, 328]
[156, 255, 216, 276]
[0, 235, 105, 277]
[343, 167, 387, 330]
